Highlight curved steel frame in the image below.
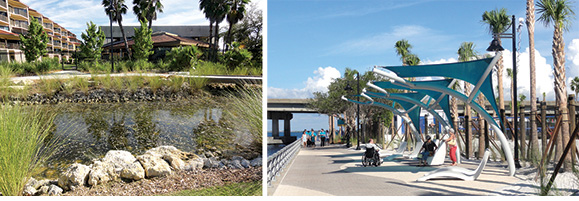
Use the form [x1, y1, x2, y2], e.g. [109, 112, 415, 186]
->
[371, 66, 515, 176]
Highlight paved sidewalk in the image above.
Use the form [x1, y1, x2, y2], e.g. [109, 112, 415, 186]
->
[270, 144, 523, 196]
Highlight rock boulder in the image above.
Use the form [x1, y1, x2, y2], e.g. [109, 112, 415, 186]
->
[58, 163, 91, 191]
[137, 154, 172, 178]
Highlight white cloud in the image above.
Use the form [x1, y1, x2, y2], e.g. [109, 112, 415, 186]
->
[494, 48, 555, 101]
[268, 66, 341, 99]
[422, 57, 458, 65]
[20, 0, 265, 39]
[324, 25, 453, 56]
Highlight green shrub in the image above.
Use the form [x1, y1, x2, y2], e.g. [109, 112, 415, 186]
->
[165, 45, 203, 72]
[221, 42, 253, 71]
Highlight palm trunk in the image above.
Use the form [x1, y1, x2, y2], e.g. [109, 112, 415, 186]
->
[527, 0, 540, 164]
[464, 82, 473, 159]
[117, 20, 131, 60]
[497, 51, 505, 112]
[226, 25, 233, 52]
[208, 20, 214, 61]
[214, 22, 220, 60]
[552, 25, 572, 172]
[477, 95, 486, 159]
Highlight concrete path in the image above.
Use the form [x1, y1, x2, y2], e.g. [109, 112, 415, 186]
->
[9, 70, 262, 85]
[270, 144, 523, 196]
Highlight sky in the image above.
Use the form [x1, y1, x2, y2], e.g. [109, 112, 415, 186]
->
[20, 0, 265, 38]
[267, 0, 579, 131]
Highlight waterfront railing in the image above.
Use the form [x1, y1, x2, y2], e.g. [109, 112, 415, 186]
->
[267, 137, 301, 186]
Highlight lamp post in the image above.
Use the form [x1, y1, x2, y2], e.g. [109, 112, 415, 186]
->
[486, 15, 522, 168]
[345, 72, 361, 150]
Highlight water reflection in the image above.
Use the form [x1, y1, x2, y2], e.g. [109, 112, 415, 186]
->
[37, 101, 226, 178]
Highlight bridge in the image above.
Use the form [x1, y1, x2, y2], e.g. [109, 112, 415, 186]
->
[267, 99, 317, 144]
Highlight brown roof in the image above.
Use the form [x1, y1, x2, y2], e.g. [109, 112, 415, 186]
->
[106, 32, 210, 49]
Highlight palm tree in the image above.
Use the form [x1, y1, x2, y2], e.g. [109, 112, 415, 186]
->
[199, 0, 229, 61]
[225, 0, 249, 52]
[482, 9, 511, 128]
[571, 77, 579, 99]
[537, 0, 575, 171]
[458, 42, 478, 159]
[103, 0, 131, 59]
[527, 0, 541, 164]
[395, 39, 412, 65]
[405, 54, 420, 66]
[133, 0, 164, 29]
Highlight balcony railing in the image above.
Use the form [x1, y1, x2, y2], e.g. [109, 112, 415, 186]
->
[43, 23, 52, 29]
[9, 7, 27, 17]
[0, 43, 21, 49]
[0, 14, 7, 23]
[10, 20, 28, 28]
[0, 0, 6, 8]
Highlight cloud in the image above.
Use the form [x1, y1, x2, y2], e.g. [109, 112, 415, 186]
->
[324, 25, 453, 56]
[268, 66, 341, 99]
[20, 0, 265, 38]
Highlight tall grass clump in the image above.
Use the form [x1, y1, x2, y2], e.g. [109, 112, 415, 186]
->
[37, 78, 62, 96]
[0, 64, 13, 87]
[146, 76, 165, 93]
[0, 104, 57, 196]
[223, 85, 262, 151]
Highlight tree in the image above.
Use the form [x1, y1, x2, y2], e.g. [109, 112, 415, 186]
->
[132, 19, 153, 61]
[394, 39, 412, 66]
[199, 0, 229, 61]
[537, 0, 575, 172]
[405, 54, 420, 66]
[19, 18, 49, 62]
[482, 8, 511, 126]
[458, 42, 478, 159]
[527, 0, 541, 164]
[133, 0, 163, 29]
[103, 0, 131, 59]
[222, 42, 252, 70]
[571, 77, 579, 99]
[309, 69, 393, 144]
[229, 2, 262, 68]
[80, 21, 106, 61]
[225, 0, 249, 52]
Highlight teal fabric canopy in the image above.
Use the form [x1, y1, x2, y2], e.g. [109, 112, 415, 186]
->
[372, 79, 454, 128]
[389, 93, 425, 134]
[381, 57, 499, 116]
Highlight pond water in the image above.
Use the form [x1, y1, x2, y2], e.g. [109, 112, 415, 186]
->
[33, 99, 252, 178]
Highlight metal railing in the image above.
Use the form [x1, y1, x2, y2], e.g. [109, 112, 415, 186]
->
[10, 20, 27, 28]
[267, 138, 302, 186]
[9, 7, 27, 17]
[0, 0, 6, 8]
[0, 14, 7, 23]
[43, 23, 52, 29]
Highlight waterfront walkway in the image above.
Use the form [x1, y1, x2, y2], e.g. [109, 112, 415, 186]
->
[269, 144, 523, 196]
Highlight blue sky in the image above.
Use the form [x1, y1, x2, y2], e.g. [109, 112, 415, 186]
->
[20, 0, 265, 38]
[267, 0, 579, 131]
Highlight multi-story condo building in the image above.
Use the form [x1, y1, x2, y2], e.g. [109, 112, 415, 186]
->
[0, 0, 80, 62]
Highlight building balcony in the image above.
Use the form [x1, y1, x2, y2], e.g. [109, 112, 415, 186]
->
[0, 42, 20, 49]
[8, 7, 27, 21]
[0, 14, 7, 24]
[10, 20, 27, 29]
[0, 0, 6, 9]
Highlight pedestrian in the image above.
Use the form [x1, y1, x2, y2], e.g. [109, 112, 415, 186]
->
[311, 128, 317, 148]
[445, 128, 458, 166]
[320, 129, 326, 147]
[306, 129, 312, 147]
[418, 136, 438, 166]
[302, 129, 307, 147]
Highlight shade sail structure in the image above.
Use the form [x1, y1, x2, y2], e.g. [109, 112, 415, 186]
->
[371, 79, 455, 128]
[379, 57, 499, 118]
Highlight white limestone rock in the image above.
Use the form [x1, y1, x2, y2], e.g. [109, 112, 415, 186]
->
[120, 161, 146, 181]
[184, 156, 204, 171]
[88, 161, 113, 186]
[58, 163, 91, 191]
[47, 184, 63, 196]
[163, 154, 186, 171]
[137, 154, 172, 178]
[101, 150, 145, 181]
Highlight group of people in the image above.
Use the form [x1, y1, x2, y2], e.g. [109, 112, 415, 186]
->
[301, 128, 328, 148]
[418, 128, 458, 166]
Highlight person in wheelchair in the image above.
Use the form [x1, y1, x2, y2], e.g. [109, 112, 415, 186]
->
[363, 139, 381, 166]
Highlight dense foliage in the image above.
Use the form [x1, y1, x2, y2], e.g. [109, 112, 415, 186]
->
[132, 19, 154, 61]
[80, 21, 106, 62]
[19, 18, 49, 62]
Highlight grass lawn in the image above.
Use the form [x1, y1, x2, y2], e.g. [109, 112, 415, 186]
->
[161, 180, 262, 196]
